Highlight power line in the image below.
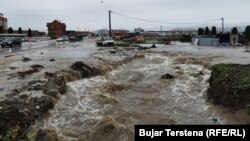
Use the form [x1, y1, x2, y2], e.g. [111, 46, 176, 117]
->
[111, 10, 221, 25]
[112, 11, 166, 24]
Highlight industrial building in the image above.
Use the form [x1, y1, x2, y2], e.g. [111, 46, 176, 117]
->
[192, 35, 220, 46]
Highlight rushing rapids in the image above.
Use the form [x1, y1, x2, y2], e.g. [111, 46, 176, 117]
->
[40, 53, 244, 141]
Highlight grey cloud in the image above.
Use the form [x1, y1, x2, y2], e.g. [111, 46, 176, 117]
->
[1, 0, 249, 31]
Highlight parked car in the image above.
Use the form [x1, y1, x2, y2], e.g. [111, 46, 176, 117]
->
[62, 36, 69, 41]
[96, 37, 114, 46]
[56, 36, 69, 42]
[103, 39, 114, 46]
[0, 38, 3, 46]
[56, 37, 64, 42]
[235, 43, 242, 46]
[82, 36, 89, 40]
[1, 37, 22, 47]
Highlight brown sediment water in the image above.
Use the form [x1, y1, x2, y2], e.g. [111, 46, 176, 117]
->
[41, 53, 248, 141]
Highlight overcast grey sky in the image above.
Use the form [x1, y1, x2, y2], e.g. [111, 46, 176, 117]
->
[1, 0, 250, 32]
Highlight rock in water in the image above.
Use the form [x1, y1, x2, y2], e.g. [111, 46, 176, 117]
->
[86, 116, 134, 141]
[45, 75, 66, 94]
[35, 129, 59, 141]
[30, 64, 44, 69]
[161, 74, 174, 79]
[49, 58, 55, 62]
[109, 50, 116, 54]
[71, 61, 103, 78]
[22, 57, 31, 62]
[212, 118, 218, 123]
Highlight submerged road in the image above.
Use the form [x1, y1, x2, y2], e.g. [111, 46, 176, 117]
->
[0, 40, 56, 55]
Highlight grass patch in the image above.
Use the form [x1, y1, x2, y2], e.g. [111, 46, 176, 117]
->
[208, 64, 250, 109]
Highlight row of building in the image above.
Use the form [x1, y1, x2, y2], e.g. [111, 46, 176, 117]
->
[1, 11, 197, 39]
[95, 28, 197, 39]
[46, 19, 246, 46]
[47, 20, 196, 39]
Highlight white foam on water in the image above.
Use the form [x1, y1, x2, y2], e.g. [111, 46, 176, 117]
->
[43, 76, 115, 141]
[40, 53, 242, 141]
[133, 54, 173, 78]
[165, 63, 221, 124]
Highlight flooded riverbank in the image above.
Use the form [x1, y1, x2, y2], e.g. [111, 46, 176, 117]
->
[40, 53, 248, 141]
[1, 41, 250, 140]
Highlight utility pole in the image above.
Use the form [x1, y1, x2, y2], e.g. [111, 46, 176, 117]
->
[160, 26, 163, 38]
[221, 17, 224, 34]
[109, 10, 112, 37]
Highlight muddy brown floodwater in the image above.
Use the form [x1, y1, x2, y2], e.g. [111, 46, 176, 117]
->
[1, 41, 250, 140]
[40, 52, 248, 141]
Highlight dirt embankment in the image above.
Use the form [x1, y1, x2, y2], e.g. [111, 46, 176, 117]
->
[0, 62, 104, 140]
[0, 51, 145, 141]
[208, 64, 250, 110]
